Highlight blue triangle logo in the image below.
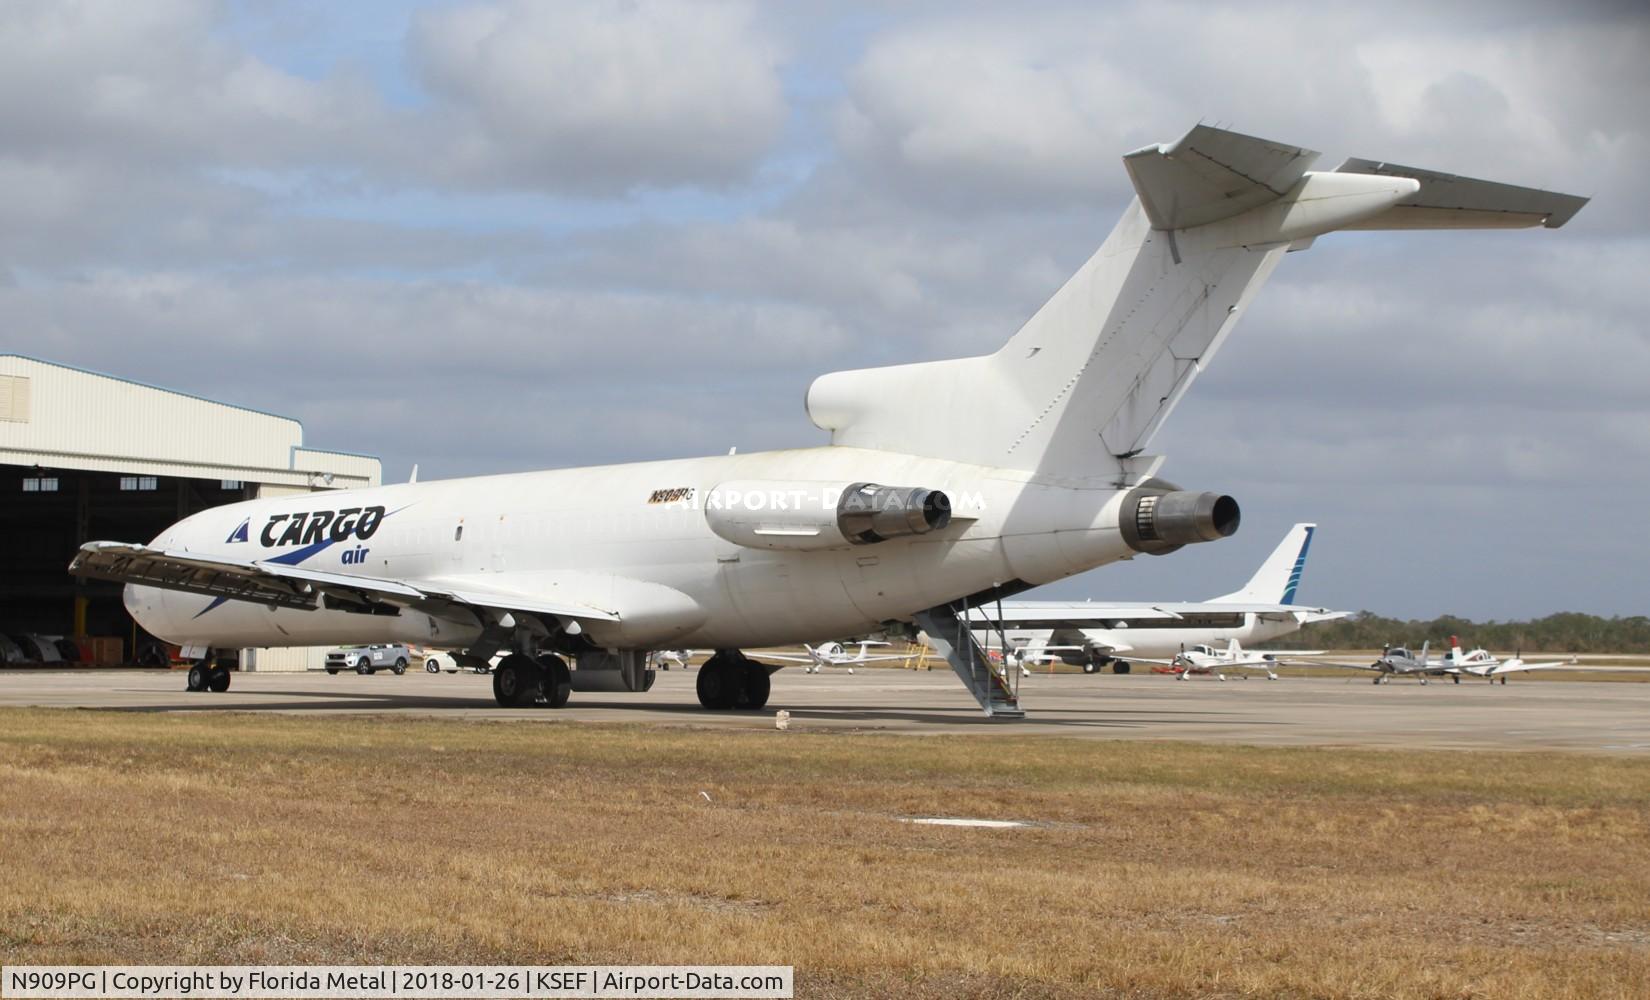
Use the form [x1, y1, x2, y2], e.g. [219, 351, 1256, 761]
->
[226, 518, 250, 543]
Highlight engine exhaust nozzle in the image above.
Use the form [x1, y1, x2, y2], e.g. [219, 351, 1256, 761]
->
[1121, 488, 1240, 556]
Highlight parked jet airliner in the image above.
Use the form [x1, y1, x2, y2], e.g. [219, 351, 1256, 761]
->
[965, 523, 1346, 673]
[70, 125, 1586, 716]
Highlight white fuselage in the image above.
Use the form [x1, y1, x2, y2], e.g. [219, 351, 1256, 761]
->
[990, 611, 1303, 664]
[126, 446, 1138, 653]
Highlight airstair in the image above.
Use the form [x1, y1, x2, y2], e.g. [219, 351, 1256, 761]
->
[914, 600, 1024, 718]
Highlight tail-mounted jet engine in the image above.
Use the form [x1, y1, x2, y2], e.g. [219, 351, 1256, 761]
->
[1120, 481, 1240, 555]
[705, 480, 952, 551]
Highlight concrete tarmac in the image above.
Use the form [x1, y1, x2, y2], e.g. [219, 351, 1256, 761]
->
[3, 667, 1648, 754]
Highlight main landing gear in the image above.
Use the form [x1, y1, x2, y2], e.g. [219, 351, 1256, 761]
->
[491, 653, 572, 708]
[185, 656, 231, 693]
[695, 651, 772, 711]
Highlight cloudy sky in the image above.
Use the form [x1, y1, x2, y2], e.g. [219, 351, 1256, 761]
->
[4, 1, 1646, 619]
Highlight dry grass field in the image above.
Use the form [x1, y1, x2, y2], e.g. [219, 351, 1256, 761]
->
[2, 707, 1648, 999]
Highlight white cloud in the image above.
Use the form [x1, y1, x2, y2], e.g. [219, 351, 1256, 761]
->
[0, 0, 379, 168]
[830, 3, 1648, 221]
[410, 0, 788, 191]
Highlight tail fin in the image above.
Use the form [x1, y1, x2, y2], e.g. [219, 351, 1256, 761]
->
[1211, 524, 1316, 604]
[803, 125, 1585, 477]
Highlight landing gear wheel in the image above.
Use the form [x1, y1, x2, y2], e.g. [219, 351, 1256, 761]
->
[1081, 660, 1098, 674]
[208, 666, 231, 692]
[492, 654, 540, 708]
[538, 655, 572, 708]
[426, 659, 441, 674]
[186, 664, 208, 692]
[738, 664, 771, 710]
[393, 658, 408, 675]
[696, 656, 738, 710]
[1112, 661, 1131, 675]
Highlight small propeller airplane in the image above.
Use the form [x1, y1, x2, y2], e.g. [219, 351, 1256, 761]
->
[648, 649, 695, 671]
[985, 642, 1089, 677]
[1441, 636, 1572, 684]
[1139, 638, 1322, 681]
[1320, 641, 1455, 684]
[761, 641, 914, 674]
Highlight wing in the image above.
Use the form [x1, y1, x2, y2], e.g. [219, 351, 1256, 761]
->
[1489, 659, 1568, 675]
[69, 541, 620, 625]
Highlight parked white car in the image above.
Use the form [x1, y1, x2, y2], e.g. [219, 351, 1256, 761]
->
[324, 644, 411, 675]
[418, 650, 497, 674]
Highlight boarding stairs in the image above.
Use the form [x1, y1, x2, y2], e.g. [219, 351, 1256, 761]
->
[914, 601, 1024, 719]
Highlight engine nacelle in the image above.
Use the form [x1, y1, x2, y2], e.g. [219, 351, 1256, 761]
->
[1120, 483, 1240, 556]
[705, 480, 952, 551]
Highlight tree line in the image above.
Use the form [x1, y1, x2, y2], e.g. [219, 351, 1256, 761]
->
[1266, 612, 1650, 654]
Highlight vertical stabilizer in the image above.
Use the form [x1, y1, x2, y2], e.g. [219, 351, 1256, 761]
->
[1211, 523, 1316, 604]
[803, 125, 1585, 478]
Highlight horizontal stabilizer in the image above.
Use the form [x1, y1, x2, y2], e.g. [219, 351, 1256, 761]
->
[1335, 158, 1588, 230]
[1124, 125, 1320, 230]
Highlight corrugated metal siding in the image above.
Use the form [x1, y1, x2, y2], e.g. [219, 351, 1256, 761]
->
[0, 374, 30, 422]
[246, 646, 326, 672]
[0, 355, 380, 487]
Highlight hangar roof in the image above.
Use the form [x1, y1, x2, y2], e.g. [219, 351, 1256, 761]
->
[0, 355, 380, 489]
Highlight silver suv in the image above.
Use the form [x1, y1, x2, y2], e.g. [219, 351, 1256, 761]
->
[324, 644, 411, 675]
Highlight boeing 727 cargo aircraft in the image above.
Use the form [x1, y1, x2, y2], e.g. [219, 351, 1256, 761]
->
[69, 124, 1587, 717]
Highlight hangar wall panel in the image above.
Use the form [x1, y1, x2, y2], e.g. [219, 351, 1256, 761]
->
[246, 647, 325, 673]
[0, 356, 380, 489]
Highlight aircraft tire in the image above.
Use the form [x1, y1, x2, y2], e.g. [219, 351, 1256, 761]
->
[538, 655, 572, 708]
[208, 667, 231, 692]
[186, 664, 208, 692]
[1112, 661, 1131, 675]
[1082, 660, 1099, 675]
[738, 664, 771, 710]
[492, 655, 540, 708]
[696, 657, 738, 710]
